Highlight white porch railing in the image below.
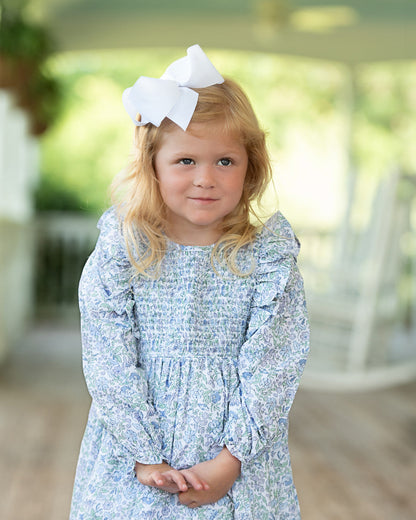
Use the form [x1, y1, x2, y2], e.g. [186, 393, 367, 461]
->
[34, 212, 99, 319]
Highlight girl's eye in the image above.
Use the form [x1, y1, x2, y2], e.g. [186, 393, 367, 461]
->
[179, 158, 194, 165]
[218, 158, 232, 166]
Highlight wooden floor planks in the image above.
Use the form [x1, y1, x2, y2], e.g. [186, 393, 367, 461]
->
[291, 380, 416, 520]
[0, 323, 415, 520]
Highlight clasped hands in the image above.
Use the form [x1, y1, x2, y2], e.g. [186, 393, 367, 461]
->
[135, 447, 241, 509]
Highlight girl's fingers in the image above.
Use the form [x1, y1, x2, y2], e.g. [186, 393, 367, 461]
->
[150, 470, 166, 486]
[167, 470, 189, 492]
[148, 467, 209, 495]
[154, 469, 188, 492]
[180, 469, 210, 491]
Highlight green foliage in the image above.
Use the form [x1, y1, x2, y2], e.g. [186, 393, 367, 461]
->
[0, 2, 63, 134]
[0, 4, 52, 60]
[37, 49, 416, 218]
[35, 177, 85, 212]
[37, 49, 343, 213]
[353, 62, 416, 176]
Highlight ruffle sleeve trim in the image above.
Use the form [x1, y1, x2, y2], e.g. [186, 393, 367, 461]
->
[96, 206, 130, 266]
[88, 207, 135, 320]
[247, 212, 300, 338]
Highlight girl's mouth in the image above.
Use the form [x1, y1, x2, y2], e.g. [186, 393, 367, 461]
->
[189, 197, 218, 203]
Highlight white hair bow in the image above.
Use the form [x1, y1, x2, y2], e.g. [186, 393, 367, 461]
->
[122, 45, 224, 131]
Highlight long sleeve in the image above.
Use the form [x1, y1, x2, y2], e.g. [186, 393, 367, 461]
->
[221, 212, 309, 464]
[79, 208, 164, 464]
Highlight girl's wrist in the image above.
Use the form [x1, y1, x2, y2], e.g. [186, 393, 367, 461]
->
[218, 447, 241, 471]
[221, 446, 239, 460]
[135, 461, 171, 476]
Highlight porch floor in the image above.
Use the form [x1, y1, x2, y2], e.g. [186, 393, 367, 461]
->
[0, 323, 415, 520]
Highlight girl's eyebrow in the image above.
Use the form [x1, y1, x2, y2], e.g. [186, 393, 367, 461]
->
[170, 151, 195, 158]
[172, 146, 242, 155]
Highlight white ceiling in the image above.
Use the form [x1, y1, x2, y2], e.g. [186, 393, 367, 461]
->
[28, 0, 416, 63]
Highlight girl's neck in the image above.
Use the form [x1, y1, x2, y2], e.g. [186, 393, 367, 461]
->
[165, 224, 221, 246]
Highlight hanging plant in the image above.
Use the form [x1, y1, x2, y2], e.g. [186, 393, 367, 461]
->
[27, 71, 62, 135]
[0, 5, 62, 135]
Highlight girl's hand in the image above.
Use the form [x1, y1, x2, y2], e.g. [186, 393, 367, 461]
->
[178, 447, 241, 509]
[134, 461, 209, 494]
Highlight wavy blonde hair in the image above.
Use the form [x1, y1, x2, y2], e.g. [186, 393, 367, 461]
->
[112, 78, 273, 277]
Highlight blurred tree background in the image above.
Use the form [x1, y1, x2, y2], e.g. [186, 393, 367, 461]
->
[35, 48, 416, 232]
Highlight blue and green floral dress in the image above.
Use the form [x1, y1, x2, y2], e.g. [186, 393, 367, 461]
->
[70, 207, 309, 519]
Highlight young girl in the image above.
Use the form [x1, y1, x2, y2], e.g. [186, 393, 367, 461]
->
[70, 45, 309, 519]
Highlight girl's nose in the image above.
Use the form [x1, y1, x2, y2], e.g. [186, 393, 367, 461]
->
[192, 166, 215, 188]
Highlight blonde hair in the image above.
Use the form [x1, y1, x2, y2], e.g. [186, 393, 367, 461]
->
[112, 78, 273, 277]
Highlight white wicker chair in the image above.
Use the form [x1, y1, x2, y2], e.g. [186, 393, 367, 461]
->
[300, 169, 416, 391]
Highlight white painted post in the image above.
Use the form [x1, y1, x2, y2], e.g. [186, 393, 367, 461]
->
[0, 89, 39, 362]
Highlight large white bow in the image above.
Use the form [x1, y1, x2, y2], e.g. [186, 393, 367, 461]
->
[122, 45, 224, 131]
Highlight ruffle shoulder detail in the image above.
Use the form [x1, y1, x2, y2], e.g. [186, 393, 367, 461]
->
[95, 206, 130, 267]
[247, 212, 300, 337]
[83, 206, 134, 318]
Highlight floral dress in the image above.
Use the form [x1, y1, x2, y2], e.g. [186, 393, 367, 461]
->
[70, 207, 309, 520]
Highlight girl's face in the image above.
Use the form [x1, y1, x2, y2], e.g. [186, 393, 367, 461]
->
[154, 121, 248, 245]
